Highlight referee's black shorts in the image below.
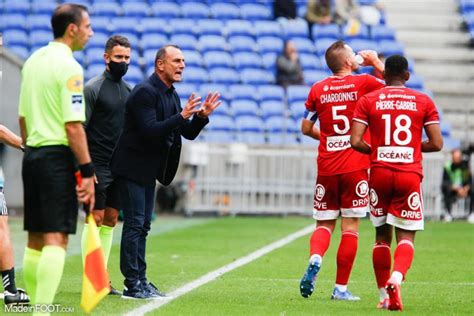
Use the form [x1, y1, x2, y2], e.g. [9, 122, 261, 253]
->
[22, 145, 78, 234]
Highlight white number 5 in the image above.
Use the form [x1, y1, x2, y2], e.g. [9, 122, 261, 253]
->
[332, 105, 350, 134]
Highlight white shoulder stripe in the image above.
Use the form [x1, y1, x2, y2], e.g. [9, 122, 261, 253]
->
[424, 121, 440, 126]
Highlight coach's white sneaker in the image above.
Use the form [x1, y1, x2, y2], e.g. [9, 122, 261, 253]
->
[444, 214, 453, 223]
[467, 213, 474, 224]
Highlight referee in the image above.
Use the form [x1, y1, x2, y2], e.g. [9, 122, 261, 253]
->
[18, 4, 94, 308]
[81, 35, 132, 296]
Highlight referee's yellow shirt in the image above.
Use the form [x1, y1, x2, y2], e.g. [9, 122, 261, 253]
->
[18, 41, 85, 147]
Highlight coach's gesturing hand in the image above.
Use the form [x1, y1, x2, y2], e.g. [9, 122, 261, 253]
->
[197, 91, 221, 118]
[181, 93, 202, 119]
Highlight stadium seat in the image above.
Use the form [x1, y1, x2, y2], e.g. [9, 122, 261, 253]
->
[151, 2, 181, 19]
[181, 2, 210, 19]
[140, 18, 168, 34]
[122, 2, 150, 17]
[226, 19, 254, 37]
[232, 100, 260, 116]
[140, 33, 168, 51]
[260, 101, 286, 119]
[287, 85, 310, 103]
[174, 83, 198, 99]
[343, 23, 370, 40]
[197, 19, 224, 36]
[3, 1, 30, 15]
[235, 115, 266, 144]
[209, 67, 240, 84]
[198, 35, 228, 52]
[2, 29, 29, 48]
[183, 66, 209, 84]
[228, 36, 257, 52]
[2, 14, 28, 32]
[29, 30, 52, 49]
[205, 113, 235, 132]
[258, 85, 285, 102]
[292, 37, 315, 54]
[87, 32, 110, 49]
[204, 51, 234, 68]
[284, 20, 310, 39]
[261, 52, 278, 71]
[89, 16, 110, 34]
[86, 47, 107, 66]
[266, 117, 299, 145]
[240, 3, 272, 20]
[200, 84, 229, 101]
[240, 69, 274, 85]
[314, 38, 336, 56]
[112, 17, 140, 34]
[229, 84, 258, 101]
[210, 2, 240, 20]
[204, 130, 235, 143]
[345, 38, 379, 53]
[92, 2, 121, 17]
[182, 50, 203, 67]
[289, 101, 305, 119]
[312, 24, 341, 40]
[209, 100, 231, 116]
[123, 65, 144, 87]
[257, 36, 284, 54]
[27, 14, 51, 31]
[170, 34, 198, 51]
[86, 64, 105, 82]
[31, 2, 57, 15]
[168, 19, 196, 36]
[299, 53, 322, 70]
[233, 52, 264, 69]
[371, 25, 396, 41]
[73, 51, 85, 65]
[9, 46, 29, 60]
[406, 73, 424, 90]
[379, 40, 404, 56]
[304, 70, 328, 86]
[254, 21, 282, 37]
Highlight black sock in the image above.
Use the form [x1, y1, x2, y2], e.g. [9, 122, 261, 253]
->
[1, 268, 17, 293]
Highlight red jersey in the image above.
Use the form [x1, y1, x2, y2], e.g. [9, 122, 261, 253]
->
[305, 74, 384, 176]
[353, 86, 440, 177]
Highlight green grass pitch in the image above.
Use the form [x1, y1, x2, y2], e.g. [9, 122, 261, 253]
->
[2, 216, 473, 315]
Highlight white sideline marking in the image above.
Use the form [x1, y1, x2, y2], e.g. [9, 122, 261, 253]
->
[124, 224, 314, 316]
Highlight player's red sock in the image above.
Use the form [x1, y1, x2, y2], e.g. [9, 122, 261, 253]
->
[372, 242, 391, 288]
[309, 226, 332, 258]
[392, 239, 414, 282]
[335, 230, 359, 285]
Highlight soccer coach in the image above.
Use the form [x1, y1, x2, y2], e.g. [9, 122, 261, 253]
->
[111, 45, 221, 299]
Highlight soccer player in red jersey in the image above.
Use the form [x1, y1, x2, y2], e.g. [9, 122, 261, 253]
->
[351, 55, 443, 310]
[299, 40, 385, 300]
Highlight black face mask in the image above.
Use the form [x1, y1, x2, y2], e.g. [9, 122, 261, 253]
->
[108, 60, 128, 80]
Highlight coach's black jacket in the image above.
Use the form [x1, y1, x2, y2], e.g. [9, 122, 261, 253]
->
[110, 73, 208, 186]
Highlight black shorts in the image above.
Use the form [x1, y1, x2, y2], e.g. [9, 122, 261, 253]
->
[93, 167, 121, 211]
[22, 146, 78, 234]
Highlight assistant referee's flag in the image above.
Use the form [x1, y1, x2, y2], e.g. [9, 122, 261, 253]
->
[80, 213, 110, 313]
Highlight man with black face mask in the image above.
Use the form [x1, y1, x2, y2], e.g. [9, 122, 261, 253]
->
[81, 35, 132, 296]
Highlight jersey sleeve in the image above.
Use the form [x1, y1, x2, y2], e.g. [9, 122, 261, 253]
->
[353, 96, 370, 126]
[83, 78, 101, 128]
[364, 75, 385, 94]
[423, 96, 440, 126]
[59, 60, 86, 123]
[304, 86, 318, 122]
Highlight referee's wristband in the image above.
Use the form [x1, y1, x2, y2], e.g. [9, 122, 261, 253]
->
[79, 162, 95, 178]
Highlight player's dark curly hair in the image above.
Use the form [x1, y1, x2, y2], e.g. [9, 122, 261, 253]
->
[384, 55, 409, 77]
[105, 35, 131, 52]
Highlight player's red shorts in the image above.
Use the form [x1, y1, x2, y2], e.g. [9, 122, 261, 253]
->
[369, 167, 424, 231]
[313, 169, 369, 220]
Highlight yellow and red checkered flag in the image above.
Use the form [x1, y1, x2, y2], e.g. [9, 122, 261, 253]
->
[80, 213, 110, 313]
[75, 172, 109, 313]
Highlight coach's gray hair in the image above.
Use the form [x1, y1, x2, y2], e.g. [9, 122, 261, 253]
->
[155, 45, 181, 65]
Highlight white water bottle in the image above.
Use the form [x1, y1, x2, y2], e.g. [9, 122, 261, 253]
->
[355, 54, 365, 65]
